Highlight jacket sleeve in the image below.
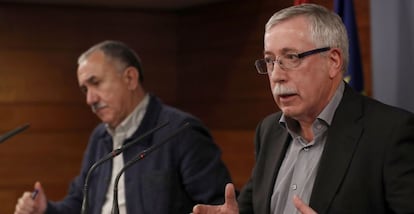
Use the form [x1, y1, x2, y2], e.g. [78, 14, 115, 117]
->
[177, 118, 233, 205]
[383, 113, 414, 212]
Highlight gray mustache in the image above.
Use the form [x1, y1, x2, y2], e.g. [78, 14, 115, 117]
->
[91, 102, 107, 113]
[272, 84, 297, 96]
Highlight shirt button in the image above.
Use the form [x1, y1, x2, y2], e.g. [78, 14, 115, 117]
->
[303, 147, 309, 152]
[291, 184, 297, 190]
[316, 124, 322, 130]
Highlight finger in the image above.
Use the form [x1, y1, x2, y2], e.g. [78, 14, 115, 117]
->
[15, 192, 35, 214]
[192, 204, 218, 214]
[33, 181, 47, 213]
[224, 183, 237, 207]
[293, 195, 317, 214]
[33, 181, 43, 199]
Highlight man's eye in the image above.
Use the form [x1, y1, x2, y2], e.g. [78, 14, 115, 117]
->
[284, 54, 299, 60]
[264, 58, 274, 63]
[90, 79, 100, 86]
[80, 87, 87, 94]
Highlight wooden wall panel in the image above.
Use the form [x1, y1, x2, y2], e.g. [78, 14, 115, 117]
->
[0, 105, 97, 131]
[177, 0, 285, 129]
[211, 130, 256, 188]
[0, 50, 82, 103]
[0, 4, 179, 102]
[0, 5, 176, 49]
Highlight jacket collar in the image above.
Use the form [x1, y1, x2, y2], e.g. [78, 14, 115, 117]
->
[100, 94, 163, 150]
[123, 93, 162, 148]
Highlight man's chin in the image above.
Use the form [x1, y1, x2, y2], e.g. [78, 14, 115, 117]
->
[101, 118, 119, 129]
[97, 115, 111, 124]
[280, 107, 298, 118]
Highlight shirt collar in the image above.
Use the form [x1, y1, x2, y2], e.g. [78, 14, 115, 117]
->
[106, 93, 150, 138]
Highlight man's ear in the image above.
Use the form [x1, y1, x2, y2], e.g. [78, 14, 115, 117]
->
[123, 67, 139, 90]
[328, 48, 343, 79]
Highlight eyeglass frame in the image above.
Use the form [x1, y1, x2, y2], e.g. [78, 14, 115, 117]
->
[255, 47, 331, 74]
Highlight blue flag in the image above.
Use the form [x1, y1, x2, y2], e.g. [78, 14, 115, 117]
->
[334, 0, 364, 93]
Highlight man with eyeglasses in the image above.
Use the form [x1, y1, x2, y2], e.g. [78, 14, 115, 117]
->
[193, 3, 414, 214]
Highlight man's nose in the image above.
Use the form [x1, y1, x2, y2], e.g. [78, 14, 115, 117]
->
[269, 62, 287, 83]
[86, 90, 98, 105]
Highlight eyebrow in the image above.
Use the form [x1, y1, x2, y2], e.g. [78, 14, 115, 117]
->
[79, 75, 97, 88]
[263, 47, 299, 56]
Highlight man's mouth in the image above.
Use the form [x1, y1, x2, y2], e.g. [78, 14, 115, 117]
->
[278, 93, 297, 101]
[92, 103, 107, 113]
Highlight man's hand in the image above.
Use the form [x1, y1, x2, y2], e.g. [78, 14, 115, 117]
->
[293, 195, 317, 214]
[14, 181, 47, 214]
[192, 183, 239, 214]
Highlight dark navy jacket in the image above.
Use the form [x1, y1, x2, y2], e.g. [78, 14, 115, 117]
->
[47, 95, 232, 214]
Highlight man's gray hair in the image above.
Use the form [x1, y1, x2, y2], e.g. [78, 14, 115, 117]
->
[78, 40, 144, 82]
[266, 3, 349, 73]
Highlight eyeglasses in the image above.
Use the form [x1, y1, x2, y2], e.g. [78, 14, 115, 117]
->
[255, 47, 331, 74]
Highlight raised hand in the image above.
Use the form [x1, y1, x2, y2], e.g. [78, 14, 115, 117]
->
[14, 181, 47, 214]
[192, 183, 239, 214]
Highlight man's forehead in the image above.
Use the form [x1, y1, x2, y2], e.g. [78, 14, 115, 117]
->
[264, 27, 312, 53]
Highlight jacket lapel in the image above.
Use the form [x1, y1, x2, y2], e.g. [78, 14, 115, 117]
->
[309, 85, 364, 213]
